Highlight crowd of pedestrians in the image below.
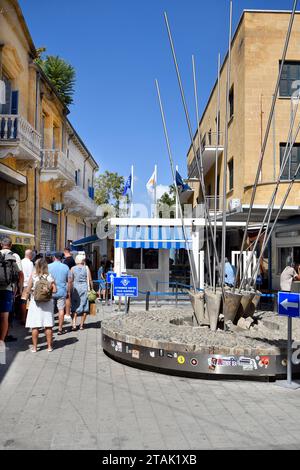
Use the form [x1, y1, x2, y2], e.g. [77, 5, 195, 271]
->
[0, 236, 113, 353]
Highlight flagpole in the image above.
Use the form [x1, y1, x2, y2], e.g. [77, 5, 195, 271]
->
[154, 164, 158, 218]
[131, 165, 134, 218]
[175, 165, 179, 219]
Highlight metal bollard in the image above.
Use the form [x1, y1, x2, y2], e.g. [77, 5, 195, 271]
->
[175, 282, 178, 308]
[146, 291, 150, 311]
[155, 281, 159, 308]
[126, 297, 131, 314]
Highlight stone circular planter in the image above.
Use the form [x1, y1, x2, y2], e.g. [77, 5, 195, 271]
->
[101, 309, 300, 381]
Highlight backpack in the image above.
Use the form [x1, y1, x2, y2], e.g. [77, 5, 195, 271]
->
[34, 275, 52, 302]
[0, 251, 19, 288]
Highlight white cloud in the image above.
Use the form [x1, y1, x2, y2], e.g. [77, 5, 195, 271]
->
[156, 184, 171, 200]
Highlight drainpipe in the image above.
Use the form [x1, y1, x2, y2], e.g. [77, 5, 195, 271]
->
[34, 71, 41, 249]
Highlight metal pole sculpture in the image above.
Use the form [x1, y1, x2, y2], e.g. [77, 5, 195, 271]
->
[221, 0, 233, 287]
[164, 12, 223, 289]
[239, 98, 300, 291]
[250, 128, 300, 286]
[155, 79, 198, 301]
[213, 53, 221, 292]
[192, 55, 212, 288]
[234, 0, 298, 290]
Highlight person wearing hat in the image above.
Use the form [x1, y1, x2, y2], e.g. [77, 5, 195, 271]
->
[280, 256, 300, 292]
[48, 252, 71, 335]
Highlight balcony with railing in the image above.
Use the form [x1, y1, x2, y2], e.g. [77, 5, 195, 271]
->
[0, 114, 41, 160]
[40, 149, 76, 188]
[188, 132, 224, 178]
[64, 185, 98, 219]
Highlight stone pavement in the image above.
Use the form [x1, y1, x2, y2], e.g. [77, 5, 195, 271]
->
[1, 303, 300, 450]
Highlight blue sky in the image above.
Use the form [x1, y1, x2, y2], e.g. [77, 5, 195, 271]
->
[20, 0, 295, 203]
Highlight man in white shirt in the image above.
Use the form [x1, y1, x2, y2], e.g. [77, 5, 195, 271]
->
[0, 237, 23, 345]
[20, 250, 34, 324]
[280, 258, 300, 292]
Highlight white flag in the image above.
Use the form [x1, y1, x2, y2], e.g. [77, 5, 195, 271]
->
[146, 170, 156, 194]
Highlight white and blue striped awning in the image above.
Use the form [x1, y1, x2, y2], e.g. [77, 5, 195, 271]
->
[115, 226, 193, 250]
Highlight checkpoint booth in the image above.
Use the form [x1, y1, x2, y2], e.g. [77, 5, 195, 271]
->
[110, 218, 204, 299]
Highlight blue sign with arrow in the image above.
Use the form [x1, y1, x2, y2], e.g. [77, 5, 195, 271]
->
[114, 276, 138, 298]
[278, 292, 300, 318]
[106, 271, 117, 283]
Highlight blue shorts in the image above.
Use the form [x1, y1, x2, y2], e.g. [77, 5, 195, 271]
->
[0, 290, 14, 314]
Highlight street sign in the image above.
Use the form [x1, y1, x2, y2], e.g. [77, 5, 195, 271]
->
[107, 271, 117, 283]
[277, 292, 300, 389]
[114, 276, 138, 298]
[278, 292, 300, 318]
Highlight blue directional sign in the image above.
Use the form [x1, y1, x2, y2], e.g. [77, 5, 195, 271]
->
[113, 276, 138, 298]
[106, 271, 117, 283]
[278, 292, 300, 318]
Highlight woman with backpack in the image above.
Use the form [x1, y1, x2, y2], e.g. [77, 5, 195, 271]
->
[25, 258, 57, 353]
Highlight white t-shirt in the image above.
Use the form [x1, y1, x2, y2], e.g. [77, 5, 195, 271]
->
[0, 249, 22, 291]
[21, 258, 34, 288]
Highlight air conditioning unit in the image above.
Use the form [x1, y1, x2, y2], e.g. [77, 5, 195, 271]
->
[228, 199, 242, 213]
[52, 202, 64, 212]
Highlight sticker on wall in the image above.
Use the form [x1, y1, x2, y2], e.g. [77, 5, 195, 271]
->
[115, 342, 122, 353]
[167, 353, 174, 359]
[177, 355, 185, 365]
[159, 349, 164, 357]
[150, 351, 156, 358]
[258, 357, 270, 369]
[190, 358, 198, 367]
[132, 350, 140, 360]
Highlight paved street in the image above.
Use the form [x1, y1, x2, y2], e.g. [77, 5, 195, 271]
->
[1, 305, 300, 450]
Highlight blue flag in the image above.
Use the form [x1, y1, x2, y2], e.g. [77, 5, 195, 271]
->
[175, 171, 191, 193]
[123, 174, 132, 196]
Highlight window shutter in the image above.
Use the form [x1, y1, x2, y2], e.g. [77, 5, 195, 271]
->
[11, 91, 19, 115]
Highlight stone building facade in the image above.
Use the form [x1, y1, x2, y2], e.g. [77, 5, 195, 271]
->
[0, 0, 98, 253]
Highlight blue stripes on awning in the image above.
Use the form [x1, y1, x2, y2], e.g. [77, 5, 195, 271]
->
[115, 226, 193, 250]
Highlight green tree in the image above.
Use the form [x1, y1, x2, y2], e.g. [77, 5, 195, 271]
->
[94, 171, 125, 209]
[36, 54, 76, 106]
[158, 185, 176, 207]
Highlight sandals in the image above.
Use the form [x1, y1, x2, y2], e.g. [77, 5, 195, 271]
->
[47, 348, 53, 353]
[79, 325, 84, 331]
[72, 326, 77, 331]
[57, 329, 67, 336]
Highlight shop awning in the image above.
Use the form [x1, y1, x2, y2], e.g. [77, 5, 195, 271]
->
[71, 234, 99, 248]
[0, 226, 35, 246]
[115, 226, 193, 249]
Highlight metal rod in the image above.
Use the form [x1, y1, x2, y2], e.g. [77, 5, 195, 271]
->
[287, 316, 293, 385]
[251, 157, 300, 285]
[155, 79, 198, 298]
[239, 98, 300, 290]
[164, 12, 223, 292]
[192, 55, 212, 288]
[213, 53, 221, 291]
[234, 0, 298, 289]
[221, 0, 233, 287]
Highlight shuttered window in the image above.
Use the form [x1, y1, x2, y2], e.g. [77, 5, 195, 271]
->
[280, 143, 300, 180]
[280, 61, 300, 97]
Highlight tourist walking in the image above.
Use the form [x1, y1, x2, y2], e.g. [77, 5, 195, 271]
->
[48, 253, 70, 335]
[25, 259, 56, 353]
[97, 261, 106, 300]
[63, 247, 75, 322]
[20, 249, 34, 325]
[0, 237, 23, 347]
[70, 254, 93, 331]
[280, 257, 300, 292]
